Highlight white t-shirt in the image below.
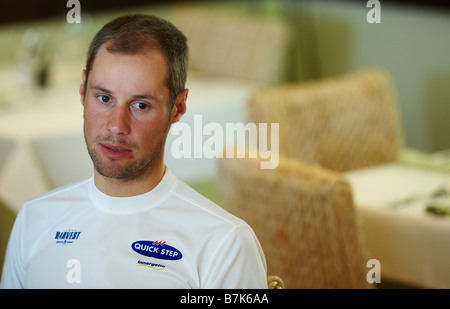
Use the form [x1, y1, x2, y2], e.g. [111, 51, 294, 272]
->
[0, 169, 267, 289]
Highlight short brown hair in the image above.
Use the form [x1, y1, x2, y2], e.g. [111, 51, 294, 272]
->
[84, 13, 189, 109]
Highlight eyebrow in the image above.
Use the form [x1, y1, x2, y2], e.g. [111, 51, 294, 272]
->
[92, 85, 157, 101]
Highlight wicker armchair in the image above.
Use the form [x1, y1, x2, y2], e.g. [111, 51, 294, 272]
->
[247, 68, 403, 172]
[217, 147, 371, 289]
[217, 69, 399, 288]
[171, 5, 290, 84]
[267, 275, 285, 289]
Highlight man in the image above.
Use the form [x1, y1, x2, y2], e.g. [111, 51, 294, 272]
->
[1, 14, 267, 288]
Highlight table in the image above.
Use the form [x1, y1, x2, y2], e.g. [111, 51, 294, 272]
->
[345, 163, 450, 288]
[0, 84, 91, 214]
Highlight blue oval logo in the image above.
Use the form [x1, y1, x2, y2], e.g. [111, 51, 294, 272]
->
[131, 240, 183, 260]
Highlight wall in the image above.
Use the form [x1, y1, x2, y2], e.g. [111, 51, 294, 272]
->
[277, 0, 450, 152]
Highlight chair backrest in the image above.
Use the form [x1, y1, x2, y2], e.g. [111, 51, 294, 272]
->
[247, 68, 403, 172]
[170, 5, 290, 84]
[217, 147, 372, 288]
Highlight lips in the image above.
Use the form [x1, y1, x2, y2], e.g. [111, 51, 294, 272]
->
[100, 143, 133, 159]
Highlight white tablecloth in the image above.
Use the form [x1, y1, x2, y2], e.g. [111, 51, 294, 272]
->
[0, 85, 91, 213]
[345, 163, 450, 288]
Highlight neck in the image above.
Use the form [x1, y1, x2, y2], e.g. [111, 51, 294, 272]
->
[94, 163, 166, 197]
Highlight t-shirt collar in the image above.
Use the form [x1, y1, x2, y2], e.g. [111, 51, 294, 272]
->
[89, 167, 176, 214]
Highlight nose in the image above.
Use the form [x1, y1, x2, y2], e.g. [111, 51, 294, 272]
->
[106, 105, 131, 135]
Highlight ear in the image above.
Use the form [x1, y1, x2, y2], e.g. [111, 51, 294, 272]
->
[79, 69, 87, 105]
[170, 89, 188, 124]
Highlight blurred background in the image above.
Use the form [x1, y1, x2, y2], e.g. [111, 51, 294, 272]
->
[0, 0, 449, 288]
[0, 0, 449, 151]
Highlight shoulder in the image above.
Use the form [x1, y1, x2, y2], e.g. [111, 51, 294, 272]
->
[9, 178, 93, 259]
[26, 178, 91, 202]
[19, 177, 92, 216]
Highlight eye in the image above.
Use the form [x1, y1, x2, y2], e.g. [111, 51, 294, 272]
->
[97, 95, 112, 103]
[131, 102, 150, 111]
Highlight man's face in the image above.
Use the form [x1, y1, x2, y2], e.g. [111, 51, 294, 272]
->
[80, 46, 181, 181]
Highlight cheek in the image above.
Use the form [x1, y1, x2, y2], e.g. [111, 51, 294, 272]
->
[83, 106, 104, 136]
[135, 117, 169, 145]
[139, 108, 171, 130]
[138, 121, 165, 139]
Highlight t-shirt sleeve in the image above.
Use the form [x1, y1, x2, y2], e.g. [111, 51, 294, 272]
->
[202, 225, 268, 289]
[0, 208, 27, 289]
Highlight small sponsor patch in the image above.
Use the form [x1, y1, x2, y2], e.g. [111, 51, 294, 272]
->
[136, 259, 166, 270]
[55, 230, 81, 244]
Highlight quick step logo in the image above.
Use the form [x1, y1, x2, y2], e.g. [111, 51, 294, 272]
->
[132, 240, 182, 260]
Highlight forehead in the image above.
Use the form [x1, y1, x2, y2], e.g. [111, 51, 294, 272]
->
[89, 45, 168, 95]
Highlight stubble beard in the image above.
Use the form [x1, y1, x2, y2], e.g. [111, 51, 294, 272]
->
[86, 133, 167, 182]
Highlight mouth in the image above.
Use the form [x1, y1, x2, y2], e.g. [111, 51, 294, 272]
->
[100, 143, 133, 159]
[104, 144, 129, 152]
